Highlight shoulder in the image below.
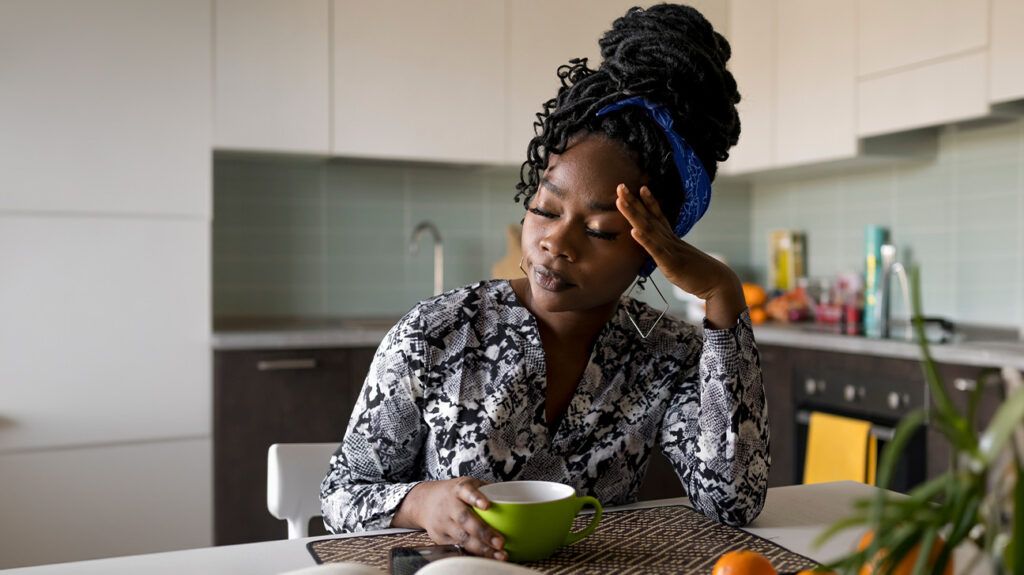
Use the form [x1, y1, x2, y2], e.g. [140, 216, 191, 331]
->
[388, 280, 514, 347]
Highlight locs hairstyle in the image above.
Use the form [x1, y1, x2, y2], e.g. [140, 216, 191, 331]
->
[514, 4, 741, 237]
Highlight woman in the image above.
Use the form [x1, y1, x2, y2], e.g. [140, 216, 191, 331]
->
[320, 3, 768, 562]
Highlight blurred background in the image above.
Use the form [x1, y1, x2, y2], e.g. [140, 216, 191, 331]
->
[2, 0, 1023, 569]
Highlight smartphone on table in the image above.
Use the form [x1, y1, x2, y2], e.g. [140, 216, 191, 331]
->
[388, 544, 465, 575]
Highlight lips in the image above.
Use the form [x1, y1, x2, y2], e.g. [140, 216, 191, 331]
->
[532, 264, 575, 292]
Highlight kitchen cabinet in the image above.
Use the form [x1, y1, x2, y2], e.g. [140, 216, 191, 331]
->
[773, 0, 858, 167]
[214, 0, 330, 154]
[857, 0, 988, 77]
[0, 0, 213, 566]
[0, 439, 211, 569]
[0, 0, 210, 217]
[857, 51, 988, 137]
[855, 0, 989, 137]
[0, 217, 211, 451]
[332, 0, 505, 164]
[990, 0, 1024, 104]
[719, 0, 777, 175]
[214, 346, 375, 545]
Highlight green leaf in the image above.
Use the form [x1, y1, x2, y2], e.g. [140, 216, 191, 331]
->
[977, 386, 1024, 465]
[813, 513, 870, 548]
[1010, 463, 1024, 574]
[909, 266, 959, 424]
[910, 526, 937, 575]
[876, 410, 927, 492]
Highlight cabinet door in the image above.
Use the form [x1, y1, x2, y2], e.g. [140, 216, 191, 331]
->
[857, 51, 988, 137]
[774, 0, 857, 167]
[0, 217, 211, 451]
[213, 347, 373, 545]
[990, 0, 1024, 104]
[0, 439, 211, 569]
[857, 0, 988, 77]
[720, 0, 777, 175]
[760, 345, 796, 487]
[332, 0, 504, 164]
[0, 0, 210, 217]
[215, 0, 330, 154]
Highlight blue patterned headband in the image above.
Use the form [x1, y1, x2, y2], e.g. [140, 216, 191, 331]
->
[596, 96, 712, 277]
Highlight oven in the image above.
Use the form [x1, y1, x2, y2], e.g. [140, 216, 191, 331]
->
[792, 359, 928, 493]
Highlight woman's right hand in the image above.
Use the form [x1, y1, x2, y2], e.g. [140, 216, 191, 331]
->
[392, 477, 507, 561]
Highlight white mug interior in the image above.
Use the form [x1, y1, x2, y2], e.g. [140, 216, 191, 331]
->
[479, 481, 575, 504]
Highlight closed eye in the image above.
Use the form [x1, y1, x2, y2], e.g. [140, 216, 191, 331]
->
[528, 207, 619, 241]
[528, 207, 556, 219]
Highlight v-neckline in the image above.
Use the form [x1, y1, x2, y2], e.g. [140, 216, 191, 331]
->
[499, 280, 622, 443]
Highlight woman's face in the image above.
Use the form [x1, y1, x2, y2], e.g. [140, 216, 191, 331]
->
[521, 132, 650, 314]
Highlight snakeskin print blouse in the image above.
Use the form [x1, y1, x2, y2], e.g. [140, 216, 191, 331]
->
[320, 279, 769, 532]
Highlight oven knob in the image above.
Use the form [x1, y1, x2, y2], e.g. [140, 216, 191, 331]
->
[805, 378, 817, 395]
[844, 385, 857, 402]
[887, 391, 902, 410]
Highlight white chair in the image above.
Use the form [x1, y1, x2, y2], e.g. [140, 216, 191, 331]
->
[267, 442, 339, 539]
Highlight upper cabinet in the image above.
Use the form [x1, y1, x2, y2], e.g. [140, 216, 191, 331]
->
[332, 0, 505, 164]
[0, 0, 211, 217]
[857, 0, 987, 76]
[774, 0, 857, 167]
[721, 0, 858, 175]
[856, 0, 989, 137]
[214, 0, 330, 154]
[990, 0, 1024, 104]
[719, 0, 776, 175]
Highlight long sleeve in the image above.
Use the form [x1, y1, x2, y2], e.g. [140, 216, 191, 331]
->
[319, 312, 429, 533]
[658, 308, 770, 526]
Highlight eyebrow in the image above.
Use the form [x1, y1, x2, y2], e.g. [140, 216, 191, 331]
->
[540, 177, 618, 212]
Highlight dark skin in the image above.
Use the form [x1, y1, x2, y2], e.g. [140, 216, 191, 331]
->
[391, 132, 747, 560]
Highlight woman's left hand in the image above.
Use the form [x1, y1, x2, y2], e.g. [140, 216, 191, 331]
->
[616, 183, 747, 328]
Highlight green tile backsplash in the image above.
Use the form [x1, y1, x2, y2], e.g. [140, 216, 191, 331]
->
[214, 118, 1023, 329]
[749, 119, 1024, 328]
[213, 156, 752, 319]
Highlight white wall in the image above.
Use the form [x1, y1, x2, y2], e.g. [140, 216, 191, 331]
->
[0, 0, 213, 568]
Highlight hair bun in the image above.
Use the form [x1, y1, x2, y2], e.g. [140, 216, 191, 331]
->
[598, 4, 723, 90]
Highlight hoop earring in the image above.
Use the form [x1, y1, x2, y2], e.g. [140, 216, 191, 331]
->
[519, 256, 527, 277]
[623, 276, 670, 339]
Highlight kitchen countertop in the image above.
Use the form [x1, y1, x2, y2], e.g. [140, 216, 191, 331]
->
[212, 315, 1024, 370]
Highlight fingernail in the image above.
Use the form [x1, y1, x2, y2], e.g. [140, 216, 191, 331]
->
[495, 551, 507, 561]
[491, 537, 503, 548]
[476, 499, 486, 508]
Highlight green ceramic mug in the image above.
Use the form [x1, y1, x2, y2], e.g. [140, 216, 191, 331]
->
[473, 481, 603, 562]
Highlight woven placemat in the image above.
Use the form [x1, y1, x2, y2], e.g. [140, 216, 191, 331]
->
[307, 505, 820, 574]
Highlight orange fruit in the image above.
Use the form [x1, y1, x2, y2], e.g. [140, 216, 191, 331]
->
[742, 283, 768, 308]
[749, 307, 767, 325]
[711, 550, 777, 575]
[856, 530, 953, 575]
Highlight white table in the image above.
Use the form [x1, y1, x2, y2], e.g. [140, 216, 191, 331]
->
[0, 482, 984, 574]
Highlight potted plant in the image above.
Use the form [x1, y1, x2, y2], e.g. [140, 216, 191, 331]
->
[817, 267, 1024, 575]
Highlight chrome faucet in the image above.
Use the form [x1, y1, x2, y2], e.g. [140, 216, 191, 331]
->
[877, 243, 912, 340]
[409, 221, 444, 295]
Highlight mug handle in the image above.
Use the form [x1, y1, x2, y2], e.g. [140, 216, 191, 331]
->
[563, 496, 603, 546]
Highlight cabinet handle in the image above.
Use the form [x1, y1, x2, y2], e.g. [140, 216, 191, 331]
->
[257, 358, 318, 371]
[953, 378, 977, 392]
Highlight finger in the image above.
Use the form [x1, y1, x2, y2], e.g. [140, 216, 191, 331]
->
[638, 186, 670, 222]
[455, 478, 491, 510]
[458, 508, 507, 560]
[447, 517, 495, 559]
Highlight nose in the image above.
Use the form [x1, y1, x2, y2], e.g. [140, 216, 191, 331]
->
[539, 220, 579, 262]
